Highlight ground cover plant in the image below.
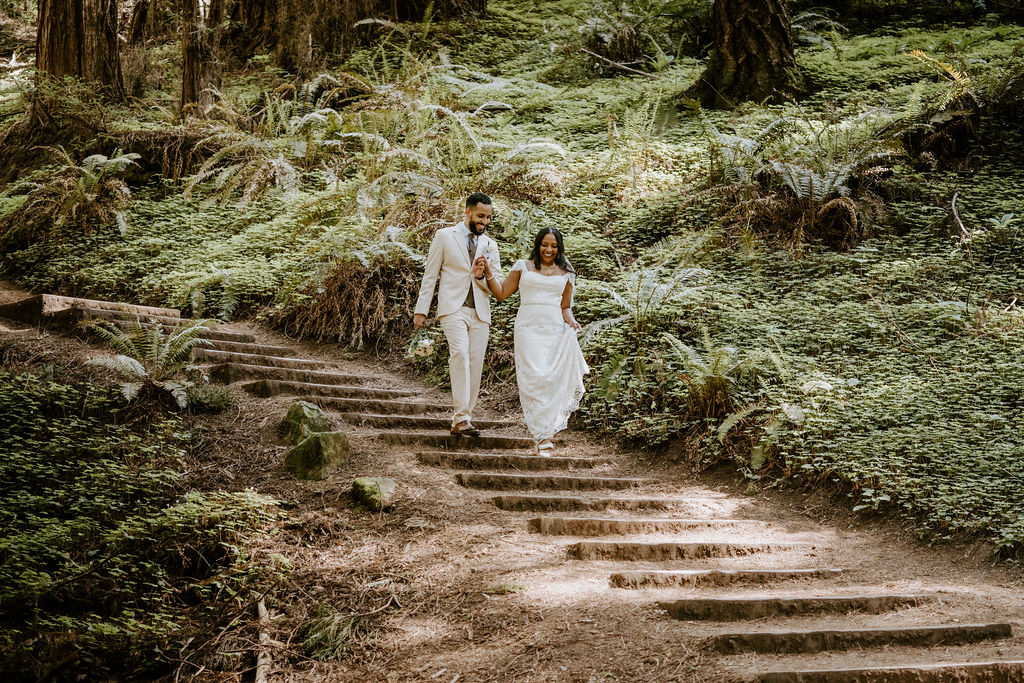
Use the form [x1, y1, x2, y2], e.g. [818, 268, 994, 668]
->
[0, 366, 278, 680]
[1, 2, 1023, 650]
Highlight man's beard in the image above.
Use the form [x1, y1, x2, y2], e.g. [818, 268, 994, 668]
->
[468, 219, 485, 235]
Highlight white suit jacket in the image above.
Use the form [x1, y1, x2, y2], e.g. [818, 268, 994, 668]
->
[415, 222, 502, 324]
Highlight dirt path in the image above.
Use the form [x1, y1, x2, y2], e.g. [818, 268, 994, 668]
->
[2, 286, 1023, 682]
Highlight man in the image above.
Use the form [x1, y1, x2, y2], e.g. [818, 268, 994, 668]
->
[413, 193, 502, 437]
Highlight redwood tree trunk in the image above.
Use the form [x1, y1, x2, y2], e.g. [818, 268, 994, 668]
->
[128, 0, 150, 45]
[224, 0, 486, 68]
[686, 0, 800, 108]
[36, 0, 124, 97]
[181, 0, 224, 117]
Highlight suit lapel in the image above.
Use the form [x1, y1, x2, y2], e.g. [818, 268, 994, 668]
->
[452, 225, 472, 268]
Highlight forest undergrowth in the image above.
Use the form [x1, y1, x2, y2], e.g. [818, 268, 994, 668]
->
[1, 1, 1024, 670]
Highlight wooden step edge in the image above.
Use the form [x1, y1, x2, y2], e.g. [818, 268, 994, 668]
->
[299, 395, 450, 414]
[341, 413, 519, 428]
[490, 494, 706, 511]
[529, 516, 766, 535]
[571, 541, 808, 561]
[194, 348, 331, 367]
[201, 339, 298, 356]
[709, 622, 1013, 655]
[660, 594, 935, 621]
[609, 568, 845, 588]
[754, 658, 1024, 683]
[0, 294, 179, 323]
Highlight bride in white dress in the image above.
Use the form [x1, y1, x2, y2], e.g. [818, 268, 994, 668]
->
[476, 228, 590, 454]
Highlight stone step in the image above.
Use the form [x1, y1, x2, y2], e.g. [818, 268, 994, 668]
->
[710, 622, 1012, 655]
[194, 348, 329, 369]
[0, 293, 179, 324]
[381, 432, 534, 450]
[610, 568, 845, 589]
[48, 306, 255, 342]
[47, 305, 182, 326]
[202, 339, 298, 356]
[458, 473, 654, 490]
[569, 541, 806, 561]
[491, 494, 706, 513]
[195, 327, 257, 343]
[240, 379, 416, 400]
[418, 451, 606, 470]
[300, 395, 450, 415]
[755, 659, 1024, 683]
[213, 364, 378, 387]
[661, 594, 935, 621]
[340, 414, 517, 430]
[529, 516, 765, 536]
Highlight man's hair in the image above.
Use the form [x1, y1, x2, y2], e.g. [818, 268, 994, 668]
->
[466, 192, 492, 208]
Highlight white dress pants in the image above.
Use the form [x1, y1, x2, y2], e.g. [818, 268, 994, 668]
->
[439, 306, 489, 426]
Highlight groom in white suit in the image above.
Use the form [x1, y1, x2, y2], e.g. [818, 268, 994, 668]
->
[413, 193, 502, 436]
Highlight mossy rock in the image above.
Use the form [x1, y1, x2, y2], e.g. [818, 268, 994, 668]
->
[352, 477, 397, 512]
[282, 400, 333, 445]
[284, 431, 350, 480]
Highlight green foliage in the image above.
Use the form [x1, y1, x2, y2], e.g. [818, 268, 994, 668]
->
[0, 373, 277, 679]
[2, 1, 1024, 566]
[581, 262, 707, 348]
[0, 148, 140, 250]
[86, 317, 212, 408]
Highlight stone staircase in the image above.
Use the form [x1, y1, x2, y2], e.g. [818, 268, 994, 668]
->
[9, 294, 1022, 682]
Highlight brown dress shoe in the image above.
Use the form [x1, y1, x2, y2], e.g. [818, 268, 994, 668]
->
[450, 420, 480, 437]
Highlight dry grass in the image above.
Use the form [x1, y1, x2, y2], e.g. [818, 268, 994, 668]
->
[274, 257, 420, 349]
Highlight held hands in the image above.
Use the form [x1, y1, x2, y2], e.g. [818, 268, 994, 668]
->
[472, 255, 488, 279]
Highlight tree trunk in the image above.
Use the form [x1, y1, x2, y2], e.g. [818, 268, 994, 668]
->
[128, 0, 150, 45]
[224, 0, 485, 69]
[36, 0, 124, 97]
[686, 0, 800, 109]
[181, 0, 224, 118]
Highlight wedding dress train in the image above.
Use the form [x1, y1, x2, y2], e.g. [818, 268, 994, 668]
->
[511, 260, 589, 442]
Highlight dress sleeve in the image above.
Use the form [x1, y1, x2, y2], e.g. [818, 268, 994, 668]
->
[510, 259, 526, 273]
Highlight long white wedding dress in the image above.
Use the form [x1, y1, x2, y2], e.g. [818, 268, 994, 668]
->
[511, 260, 590, 442]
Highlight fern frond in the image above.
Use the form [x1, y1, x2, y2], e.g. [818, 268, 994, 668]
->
[578, 314, 629, 348]
[87, 354, 147, 379]
[661, 332, 708, 375]
[717, 402, 763, 442]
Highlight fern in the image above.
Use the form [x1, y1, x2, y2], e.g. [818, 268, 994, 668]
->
[582, 263, 707, 347]
[86, 316, 213, 409]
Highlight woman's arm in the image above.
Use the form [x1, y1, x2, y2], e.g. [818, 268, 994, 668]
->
[478, 257, 521, 301]
[561, 280, 581, 331]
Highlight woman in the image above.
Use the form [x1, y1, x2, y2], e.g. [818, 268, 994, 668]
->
[476, 227, 589, 454]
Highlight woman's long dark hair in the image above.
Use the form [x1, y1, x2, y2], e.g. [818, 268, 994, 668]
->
[529, 227, 575, 274]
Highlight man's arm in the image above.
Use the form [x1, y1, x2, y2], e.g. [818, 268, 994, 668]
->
[414, 231, 445, 328]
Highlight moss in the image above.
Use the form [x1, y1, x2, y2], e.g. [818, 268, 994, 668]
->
[281, 401, 334, 445]
[351, 477, 397, 511]
[285, 431, 350, 480]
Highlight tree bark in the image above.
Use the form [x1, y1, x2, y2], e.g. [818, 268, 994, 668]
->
[36, 0, 124, 97]
[128, 0, 150, 45]
[223, 0, 486, 69]
[181, 0, 224, 118]
[686, 0, 800, 109]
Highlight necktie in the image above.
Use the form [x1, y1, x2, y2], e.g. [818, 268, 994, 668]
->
[463, 232, 478, 309]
